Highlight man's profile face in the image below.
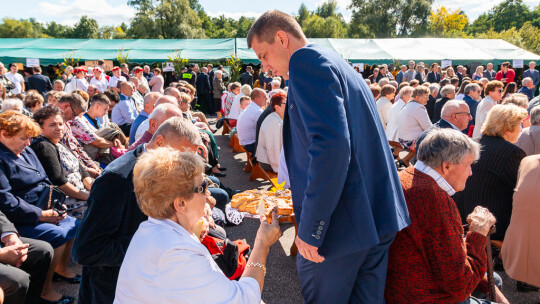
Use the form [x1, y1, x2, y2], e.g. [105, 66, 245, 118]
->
[444, 153, 475, 192]
[250, 33, 291, 80]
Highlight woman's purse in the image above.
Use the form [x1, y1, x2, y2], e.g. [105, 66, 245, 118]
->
[36, 184, 67, 214]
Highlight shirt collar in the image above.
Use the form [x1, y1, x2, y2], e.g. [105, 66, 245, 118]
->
[441, 119, 460, 131]
[414, 160, 456, 196]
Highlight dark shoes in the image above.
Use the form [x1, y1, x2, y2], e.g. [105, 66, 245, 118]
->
[217, 167, 227, 171]
[517, 281, 539, 292]
[40, 295, 74, 304]
[211, 172, 226, 177]
[52, 272, 81, 284]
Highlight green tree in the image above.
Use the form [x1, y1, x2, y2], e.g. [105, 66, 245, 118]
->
[349, 0, 433, 37]
[71, 16, 100, 38]
[491, 0, 532, 32]
[302, 15, 347, 38]
[467, 13, 492, 35]
[0, 18, 41, 38]
[297, 3, 310, 26]
[519, 22, 540, 55]
[315, 0, 338, 18]
[44, 21, 69, 38]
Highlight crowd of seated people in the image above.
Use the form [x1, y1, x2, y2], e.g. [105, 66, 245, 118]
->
[0, 57, 538, 304]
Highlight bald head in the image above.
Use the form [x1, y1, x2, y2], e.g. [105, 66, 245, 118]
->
[251, 88, 268, 107]
[148, 104, 184, 134]
[164, 87, 182, 102]
[144, 92, 161, 113]
[155, 95, 180, 108]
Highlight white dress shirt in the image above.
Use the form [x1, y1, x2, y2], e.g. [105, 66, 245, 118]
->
[111, 94, 138, 126]
[256, 112, 283, 172]
[385, 99, 406, 142]
[397, 101, 432, 142]
[472, 95, 496, 139]
[376, 96, 392, 131]
[237, 102, 263, 146]
[114, 218, 261, 304]
[228, 92, 245, 120]
[134, 119, 149, 142]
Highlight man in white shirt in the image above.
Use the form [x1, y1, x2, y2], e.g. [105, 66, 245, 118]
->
[6, 64, 25, 94]
[472, 80, 504, 139]
[90, 67, 109, 92]
[256, 92, 286, 172]
[237, 88, 268, 154]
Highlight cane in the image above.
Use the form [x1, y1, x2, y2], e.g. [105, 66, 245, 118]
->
[486, 225, 496, 302]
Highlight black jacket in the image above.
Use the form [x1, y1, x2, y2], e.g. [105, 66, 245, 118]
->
[196, 72, 211, 95]
[72, 145, 148, 304]
[453, 135, 526, 241]
[27, 73, 52, 97]
[240, 71, 253, 87]
[432, 97, 451, 123]
[415, 119, 454, 153]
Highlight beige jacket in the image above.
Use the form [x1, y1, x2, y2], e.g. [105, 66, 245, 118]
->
[501, 155, 540, 286]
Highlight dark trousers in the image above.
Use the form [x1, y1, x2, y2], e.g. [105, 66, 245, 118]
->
[0, 238, 53, 304]
[297, 233, 395, 304]
[78, 266, 120, 304]
[212, 98, 222, 113]
[243, 143, 256, 155]
[197, 93, 212, 114]
[118, 124, 131, 137]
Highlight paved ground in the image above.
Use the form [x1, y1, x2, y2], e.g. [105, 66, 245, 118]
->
[56, 118, 537, 304]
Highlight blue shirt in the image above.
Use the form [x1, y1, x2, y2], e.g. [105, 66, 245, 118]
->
[518, 86, 534, 101]
[128, 111, 149, 146]
[111, 94, 138, 126]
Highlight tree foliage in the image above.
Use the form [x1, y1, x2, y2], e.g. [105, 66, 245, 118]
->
[302, 1, 348, 38]
[428, 6, 469, 38]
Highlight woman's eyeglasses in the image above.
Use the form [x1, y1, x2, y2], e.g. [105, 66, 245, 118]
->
[194, 179, 208, 194]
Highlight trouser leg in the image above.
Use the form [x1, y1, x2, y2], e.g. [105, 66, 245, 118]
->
[18, 238, 53, 304]
[0, 263, 30, 304]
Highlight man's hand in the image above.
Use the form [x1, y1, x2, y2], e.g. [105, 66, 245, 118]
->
[1, 234, 23, 247]
[0, 244, 29, 267]
[467, 206, 496, 236]
[295, 236, 324, 263]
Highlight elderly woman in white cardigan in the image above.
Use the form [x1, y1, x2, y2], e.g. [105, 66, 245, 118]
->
[114, 147, 282, 304]
[397, 86, 433, 150]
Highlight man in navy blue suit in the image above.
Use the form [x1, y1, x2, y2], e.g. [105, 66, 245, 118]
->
[523, 61, 539, 96]
[248, 10, 410, 303]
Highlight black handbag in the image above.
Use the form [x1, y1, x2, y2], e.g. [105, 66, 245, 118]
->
[36, 184, 67, 213]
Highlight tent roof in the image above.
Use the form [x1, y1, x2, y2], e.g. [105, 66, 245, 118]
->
[0, 38, 537, 66]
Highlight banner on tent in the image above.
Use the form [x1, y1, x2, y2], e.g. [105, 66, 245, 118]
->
[441, 60, 452, 69]
[85, 60, 114, 71]
[513, 60, 524, 68]
[353, 63, 364, 72]
[163, 62, 175, 72]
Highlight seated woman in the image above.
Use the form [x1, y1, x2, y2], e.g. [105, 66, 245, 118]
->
[178, 84, 213, 131]
[0, 111, 79, 304]
[386, 128, 508, 304]
[69, 92, 126, 164]
[31, 106, 93, 212]
[114, 147, 281, 303]
[223, 82, 242, 127]
[453, 104, 527, 241]
[502, 155, 540, 297]
[24, 90, 44, 115]
[397, 86, 432, 150]
[256, 92, 286, 173]
[516, 105, 540, 155]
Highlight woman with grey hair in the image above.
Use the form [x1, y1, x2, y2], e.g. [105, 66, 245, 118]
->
[516, 105, 540, 155]
[212, 70, 226, 114]
[397, 86, 432, 151]
[387, 128, 509, 304]
[1, 98, 24, 112]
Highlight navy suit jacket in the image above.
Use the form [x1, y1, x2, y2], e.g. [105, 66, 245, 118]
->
[523, 69, 539, 87]
[427, 71, 440, 84]
[283, 44, 410, 259]
[195, 72, 211, 95]
[27, 73, 52, 97]
[0, 143, 48, 225]
[415, 119, 455, 153]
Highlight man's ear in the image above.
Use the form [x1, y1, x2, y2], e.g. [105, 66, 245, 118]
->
[154, 134, 165, 147]
[275, 30, 289, 48]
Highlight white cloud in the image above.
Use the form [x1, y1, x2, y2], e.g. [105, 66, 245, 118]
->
[35, 0, 135, 26]
[205, 11, 262, 20]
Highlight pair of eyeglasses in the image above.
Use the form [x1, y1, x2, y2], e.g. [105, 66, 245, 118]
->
[194, 179, 208, 194]
[497, 89, 504, 93]
[453, 112, 472, 117]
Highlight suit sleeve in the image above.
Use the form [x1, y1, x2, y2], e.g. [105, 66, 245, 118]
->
[72, 172, 136, 267]
[0, 162, 42, 225]
[289, 49, 351, 247]
[0, 211, 17, 235]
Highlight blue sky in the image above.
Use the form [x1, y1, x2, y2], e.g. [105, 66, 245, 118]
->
[2, 0, 538, 26]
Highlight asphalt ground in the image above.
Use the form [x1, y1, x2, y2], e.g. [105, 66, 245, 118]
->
[56, 117, 537, 304]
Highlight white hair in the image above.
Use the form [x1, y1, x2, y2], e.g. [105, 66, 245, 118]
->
[441, 99, 467, 117]
[522, 77, 533, 86]
[440, 85, 455, 98]
[241, 84, 252, 96]
[428, 83, 440, 94]
[214, 70, 222, 77]
[271, 79, 281, 87]
[378, 77, 390, 87]
[149, 103, 181, 122]
[1, 98, 24, 112]
[418, 128, 480, 168]
[269, 89, 286, 99]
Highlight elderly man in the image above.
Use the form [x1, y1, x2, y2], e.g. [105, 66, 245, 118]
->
[128, 92, 161, 146]
[112, 82, 139, 136]
[52, 79, 65, 92]
[134, 94, 179, 142]
[432, 85, 456, 122]
[462, 83, 482, 134]
[248, 10, 409, 304]
[472, 80, 504, 139]
[142, 65, 154, 82]
[72, 117, 208, 304]
[196, 67, 212, 114]
[212, 70, 226, 114]
[237, 88, 267, 154]
[86, 85, 98, 99]
[523, 61, 539, 92]
[395, 65, 408, 84]
[483, 63, 496, 80]
[128, 103, 183, 151]
[517, 77, 535, 101]
[516, 106, 540, 155]
[386, 128, 508, 304]
[416, 100, 472, 149]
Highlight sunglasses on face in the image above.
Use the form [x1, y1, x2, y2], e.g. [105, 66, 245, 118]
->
[497, 89, 503, 93]
[194, 179, 208, 194]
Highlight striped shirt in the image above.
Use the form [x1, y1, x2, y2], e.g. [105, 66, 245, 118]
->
[414, 160, 456, 196]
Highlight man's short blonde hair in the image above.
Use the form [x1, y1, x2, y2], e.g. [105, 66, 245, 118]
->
[481, 104, 527, 137]
[133, 147, 205, 219]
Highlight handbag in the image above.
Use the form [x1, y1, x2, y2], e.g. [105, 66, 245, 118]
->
[201, 235, 250, 280]
[36, 184, 67, 212]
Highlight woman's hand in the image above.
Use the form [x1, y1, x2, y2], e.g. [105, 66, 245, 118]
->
[113, 138, 122, 148]
[254, 212, 282, 250]
[86, 167, 101, 178]
[39, 209, 66, 224]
